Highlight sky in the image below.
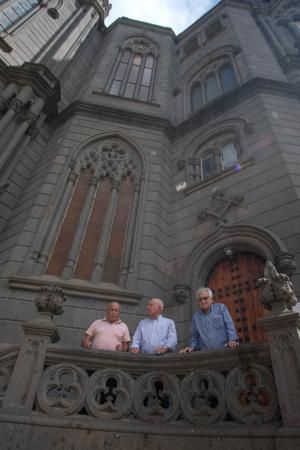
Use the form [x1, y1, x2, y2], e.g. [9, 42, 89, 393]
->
[105, 0, 221, 35]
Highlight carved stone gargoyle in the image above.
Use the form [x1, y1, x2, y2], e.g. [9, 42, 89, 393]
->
[256, 260, 298, 314]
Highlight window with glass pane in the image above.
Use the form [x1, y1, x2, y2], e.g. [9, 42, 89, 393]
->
[202, 152, 217, 178]
[110, 80, 122, 96]
[221, 142, 238, 168]
[188, 157, 202, 183]
[124, 53, 142, 98]
[205, 75, 219, 103]
[139, 55, 154, 101]
[19, 0, 32, 12]
[109, 50, 131, 96]
[191, 84, 203, 112]
[0, 0, 37, 31]
[220, 65, 237, 92]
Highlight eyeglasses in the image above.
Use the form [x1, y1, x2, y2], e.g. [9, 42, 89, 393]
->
[198, 296, 211, 301]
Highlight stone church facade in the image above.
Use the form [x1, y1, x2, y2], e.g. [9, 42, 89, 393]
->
[0, 1, 300, 448]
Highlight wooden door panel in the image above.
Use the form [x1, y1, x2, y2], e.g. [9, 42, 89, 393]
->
[207, 253, 267, 343]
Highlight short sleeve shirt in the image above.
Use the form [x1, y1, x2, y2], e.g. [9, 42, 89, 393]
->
[86, 319, 130, 351]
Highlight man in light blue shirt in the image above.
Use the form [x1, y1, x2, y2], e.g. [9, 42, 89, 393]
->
[130, 298, 177, 354]
[180, 287, 238, 353]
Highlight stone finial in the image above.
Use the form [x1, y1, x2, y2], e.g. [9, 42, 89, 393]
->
[173, 284, 190, 304]
[256, 260, 298, 314]
[35, 285, 67, 316]
[274, 252, 296, 277]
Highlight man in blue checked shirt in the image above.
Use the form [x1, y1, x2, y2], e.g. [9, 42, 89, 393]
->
[130, 298, 177, 354]
[180, 287, 239, 353]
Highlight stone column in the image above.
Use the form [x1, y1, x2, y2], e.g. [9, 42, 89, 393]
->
[0, 97, 45, 168]
[91, 179, 119, 282]
[0, 113, 46, 179]
[119, 182, 140, 287]
[62, 175, 98, 279]
[0, 83, 18, 112]
[257, 16, 287, 59]
[1, 286, 66, 414]
[257, 260, 300, 427]
[32, 170, 78, 275]
[0, 85, 32, 134]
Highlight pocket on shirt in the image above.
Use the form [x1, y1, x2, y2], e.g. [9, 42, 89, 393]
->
[213, 315, 224, 329]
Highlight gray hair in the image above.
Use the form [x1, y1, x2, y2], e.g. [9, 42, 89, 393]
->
[151, 298, 164, 311]
[196, 287, 213, 299]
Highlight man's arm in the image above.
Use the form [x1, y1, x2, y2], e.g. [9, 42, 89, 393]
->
[130, 321, 142, 353]
[222, 305, 239, 347]
[180, 316, 198, 353]
[155, 319, 177, 354]
[117, 325, 131, 352]
[81, 333, 92, 349]
[165, 319, 177, 351]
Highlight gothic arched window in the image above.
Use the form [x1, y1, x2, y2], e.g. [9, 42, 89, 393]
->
[44, 141, 142, 286]
[190, 60, 238, 113]
[108, 38, 158, 102]
[221, 142, 238, 169]
[188, 139, 239, 184]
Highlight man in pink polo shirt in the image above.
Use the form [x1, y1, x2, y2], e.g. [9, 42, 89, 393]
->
[81, 302, 130, 351]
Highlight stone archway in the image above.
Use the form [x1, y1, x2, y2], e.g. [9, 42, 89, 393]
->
[206, 251, 267, 343]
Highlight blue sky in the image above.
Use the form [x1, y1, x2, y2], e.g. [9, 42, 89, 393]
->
[105, 0, 221, 35]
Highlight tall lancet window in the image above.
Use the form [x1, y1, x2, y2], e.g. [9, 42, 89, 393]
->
[108, 37, 158, 102]
[45, 141, 141, 286]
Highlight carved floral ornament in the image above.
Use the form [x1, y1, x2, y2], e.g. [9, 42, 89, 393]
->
[122, 38, 158, 57]
[78, 142, 139, 182]
[192, 58, 231, 83]
[35, 285, 67, 316]
[85, 369, 134, 419]
[35, 364, 279, 425]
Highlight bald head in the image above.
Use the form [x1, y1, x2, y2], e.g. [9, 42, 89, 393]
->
[147, 298, 164, 319]
[106, 302, 120, 323]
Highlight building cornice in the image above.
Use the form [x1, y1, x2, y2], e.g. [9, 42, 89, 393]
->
[56, 78, 300, 141]
[9, 275, 141, 305]
[58, 100, 174, 140]
[105, 17, 176, 41]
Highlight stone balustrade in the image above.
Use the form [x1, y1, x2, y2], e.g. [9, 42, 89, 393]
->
[34, 342, 276, 426]
[0, 340, 279, 427]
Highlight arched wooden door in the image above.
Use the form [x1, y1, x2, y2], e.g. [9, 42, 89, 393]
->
[207, 252, 267, 343]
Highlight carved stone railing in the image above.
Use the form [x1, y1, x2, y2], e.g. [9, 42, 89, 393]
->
[1, 271, 300, 433]
[0, 339, 279, 427]
[34, 343, 277, 427]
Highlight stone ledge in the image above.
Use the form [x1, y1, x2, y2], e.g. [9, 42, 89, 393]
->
[8, 275, 141, 305]
[0, 413, 285, 436]
[45, 342, 271, 374]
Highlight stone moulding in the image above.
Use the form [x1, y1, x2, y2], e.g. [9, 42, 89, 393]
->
[0, 60, 60, 118]
[57, 78, 300, 142]
[8, 275, 141, 305]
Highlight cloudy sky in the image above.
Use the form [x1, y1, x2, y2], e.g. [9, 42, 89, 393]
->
[105, 0, 221, 35]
